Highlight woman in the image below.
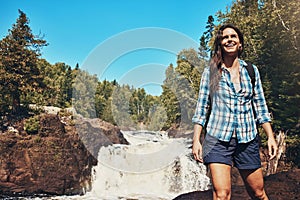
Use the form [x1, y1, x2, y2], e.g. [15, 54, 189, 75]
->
[192, 24, 278, 200]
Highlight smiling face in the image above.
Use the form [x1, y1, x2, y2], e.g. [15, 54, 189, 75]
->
[221, 28, 242, 57]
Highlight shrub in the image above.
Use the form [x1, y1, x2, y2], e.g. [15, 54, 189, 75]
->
[285, 135, 300, 168]
[24, 115, 40, 134]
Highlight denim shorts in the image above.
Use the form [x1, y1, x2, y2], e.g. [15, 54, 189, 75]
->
[203, 134, 261, 170]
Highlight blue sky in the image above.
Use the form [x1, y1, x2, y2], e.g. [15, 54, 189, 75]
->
[1, 0, 233, 95]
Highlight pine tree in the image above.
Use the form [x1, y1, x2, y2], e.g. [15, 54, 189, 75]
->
[199, 15, 215, 58]
[160, 64, 181, 128]
[72, 69, 98, 118]
[0, 10, 47, 115]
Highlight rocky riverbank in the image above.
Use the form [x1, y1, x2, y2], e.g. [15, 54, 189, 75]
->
[0, 112, 298, 199]
[0, 113, 128, 196]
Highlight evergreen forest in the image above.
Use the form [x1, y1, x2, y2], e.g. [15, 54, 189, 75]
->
[0, 1, 299, 164]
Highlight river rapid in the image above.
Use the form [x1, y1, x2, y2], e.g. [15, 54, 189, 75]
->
[7, 131, 211, 200]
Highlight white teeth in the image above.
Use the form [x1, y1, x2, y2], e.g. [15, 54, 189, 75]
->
[227, 43, 234, 47]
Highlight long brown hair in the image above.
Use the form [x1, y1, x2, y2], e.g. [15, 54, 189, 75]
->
[209, 24, 244, 96]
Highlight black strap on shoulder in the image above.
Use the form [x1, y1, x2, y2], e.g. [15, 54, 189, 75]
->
[245, 61, 255, 91]
[245, 61, 259, 122]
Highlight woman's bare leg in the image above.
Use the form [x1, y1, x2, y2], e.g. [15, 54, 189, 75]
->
[239, 168, 269, 200]
[209, 163, 232, 200]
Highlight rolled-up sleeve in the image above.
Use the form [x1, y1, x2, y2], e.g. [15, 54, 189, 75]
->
[192, 67, 211, 126]
[252, 65, 272, 124]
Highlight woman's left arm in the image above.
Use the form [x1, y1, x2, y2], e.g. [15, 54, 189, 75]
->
[261, 122, 278, 160]
[252, 65, 278, 160]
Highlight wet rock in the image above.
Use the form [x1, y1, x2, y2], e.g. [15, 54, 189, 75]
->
[75, 118, 129, 158]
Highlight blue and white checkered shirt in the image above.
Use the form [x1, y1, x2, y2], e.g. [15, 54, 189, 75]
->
[192, 60, 271, 143]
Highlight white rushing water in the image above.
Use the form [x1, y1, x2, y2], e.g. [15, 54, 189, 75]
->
[37, 131, 211, 200]
[83, 131, 210, 200]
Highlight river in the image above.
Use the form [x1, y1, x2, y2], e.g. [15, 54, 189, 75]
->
[7, 131, 211, 200]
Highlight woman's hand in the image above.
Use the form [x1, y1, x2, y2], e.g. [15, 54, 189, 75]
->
[192, 140, 203, 162]
[268, 136, 278, 160]
[261, 122, 278, 160]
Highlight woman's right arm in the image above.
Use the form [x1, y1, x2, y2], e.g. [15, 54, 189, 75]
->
[191, 67, 210, 162]
[192, 123, 203, 162]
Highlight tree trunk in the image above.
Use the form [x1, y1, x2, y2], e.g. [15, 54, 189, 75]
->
[12, 90, 20, 114]
[267, 130, 286, 175]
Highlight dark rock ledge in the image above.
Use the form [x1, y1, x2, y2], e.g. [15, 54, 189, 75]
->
[0, 114, 128, 197]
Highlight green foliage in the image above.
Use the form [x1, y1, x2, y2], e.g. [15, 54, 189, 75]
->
[39, 61, 74, 108]
[176, 48, 205, 94]
[0, 10, 47, 115]
[24, 115, 40, 134]
[285, 135, 300, 167]
[111, 85, 135, 128]
[94, 80, 165, 129]
[147, 104, 168, 131]
[95, 80, 117, 123]
[72, 69, 98, 118]
[160, 49, 207, 129]
[129, 88, 148, 122]
[199, 15, 215, 57]
[1, 4, 299, 141]
[0, 10, 76, 117]
[160, 64, 181, 129]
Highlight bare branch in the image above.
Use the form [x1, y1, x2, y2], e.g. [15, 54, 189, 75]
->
[272, 0, 298, 50]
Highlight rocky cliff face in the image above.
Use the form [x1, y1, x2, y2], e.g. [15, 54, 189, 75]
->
[0, 114, 128, 196]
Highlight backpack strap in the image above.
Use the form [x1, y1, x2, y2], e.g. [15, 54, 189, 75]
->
[245, 61, 259, 122]
[245, 61, 255, 93]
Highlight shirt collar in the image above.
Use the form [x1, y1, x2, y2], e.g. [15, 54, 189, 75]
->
[220, 59, 247, 71]
[239, 59, 248, 68]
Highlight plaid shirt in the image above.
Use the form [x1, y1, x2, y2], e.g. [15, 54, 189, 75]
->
[192, 60, 271, 143]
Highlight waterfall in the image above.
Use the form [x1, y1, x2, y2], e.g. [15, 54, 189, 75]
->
[84, 131, 211, 200]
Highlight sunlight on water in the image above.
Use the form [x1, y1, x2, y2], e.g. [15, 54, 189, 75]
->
[29, 131, 210, 200]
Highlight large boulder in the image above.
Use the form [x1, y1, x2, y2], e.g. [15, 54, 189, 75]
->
[75, 117, 129, 158]
[0, 114, 128, 196]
